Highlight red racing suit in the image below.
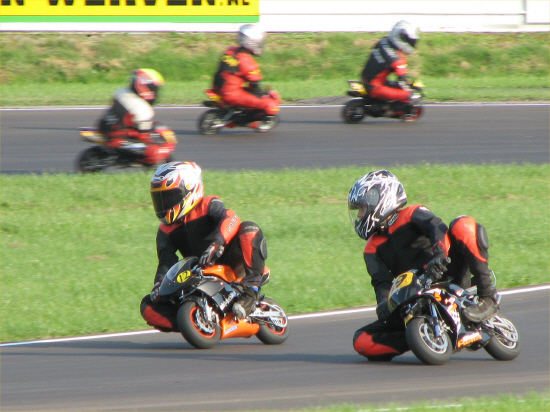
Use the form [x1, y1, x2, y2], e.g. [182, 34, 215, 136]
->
[361, 37, 412, 103]
[98, 87, 166, 165]
[352, 205, 495, 359]
[140, 195, 268, 332]
[213, 46, 279, 115]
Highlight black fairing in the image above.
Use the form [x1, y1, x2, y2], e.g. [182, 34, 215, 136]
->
[159, 257, 200, 296]
[388, 270, 423, 312]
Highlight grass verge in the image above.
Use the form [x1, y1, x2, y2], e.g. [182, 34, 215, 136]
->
[1, 164, 548, 343]
[303, 391, 549, 412]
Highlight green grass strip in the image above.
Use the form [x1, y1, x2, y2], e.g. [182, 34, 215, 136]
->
[1, 164, 548, 342]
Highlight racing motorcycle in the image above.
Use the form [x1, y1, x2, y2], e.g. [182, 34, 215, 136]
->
[387, 270, 520, 365]
[197, 88, 280, 135]
[341, 79, 424, 124]
[76, 125, 177, 173]
[157, 256, 289, 349]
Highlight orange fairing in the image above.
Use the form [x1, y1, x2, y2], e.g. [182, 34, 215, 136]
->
[219, 315, 259, 340]
[202, 265, 244, 283]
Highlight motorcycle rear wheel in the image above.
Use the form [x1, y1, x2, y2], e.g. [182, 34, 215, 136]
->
[483, 316, 521, 361]
[177, 301, 221, 349]
[198, 109, 223, 135]
[406, 317, 452, 365]
[256, 298, 289, 345]
[342, 99, 366, 124]
[76, 146, 114, 173]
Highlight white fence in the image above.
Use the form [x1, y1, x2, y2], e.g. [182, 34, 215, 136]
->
[0, 0, 548, 32]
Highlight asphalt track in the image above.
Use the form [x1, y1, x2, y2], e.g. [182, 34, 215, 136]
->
[0, 103, 549, 173]
[1, 287, 548, 411]
[1, 104, 549, 410]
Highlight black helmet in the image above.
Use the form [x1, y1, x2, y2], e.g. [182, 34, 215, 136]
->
[348, 170, 407, 240]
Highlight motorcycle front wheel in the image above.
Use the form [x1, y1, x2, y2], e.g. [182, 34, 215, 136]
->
[400, 106, 424, 122]
[341, 99, 366, 124]
[256, 298, 289, 345]
[406, 317, 452, 365]
[256, 115, 280, 133]
[198, 109, 223, 135]
[177, 301, 221, 349]
[483, 316, 521, 361]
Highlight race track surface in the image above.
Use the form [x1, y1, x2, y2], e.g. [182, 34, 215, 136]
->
[1, 104, 548, 173]
[1, 287, 548, 411]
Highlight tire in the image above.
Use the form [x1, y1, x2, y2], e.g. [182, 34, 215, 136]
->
[76, 146, 112, 173]
[401, 106, 424, 122]
[177, 301, 221, 349]
[406, 317, 452, 365]
[255, 298, 289, 345]
[483, 316, 521, 361]
[256, 115, 280, 133]
[198, 109, 223, 135]
[341, 99, 366, 124]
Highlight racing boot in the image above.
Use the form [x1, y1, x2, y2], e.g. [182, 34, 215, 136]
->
[232, 286, 260, 319]
[463, 290, 499, 323]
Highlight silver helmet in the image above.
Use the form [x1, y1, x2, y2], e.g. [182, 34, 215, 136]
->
[238, 24, 266, 56]
[389, 20, 420, 55]
[348, 170, 407, 240]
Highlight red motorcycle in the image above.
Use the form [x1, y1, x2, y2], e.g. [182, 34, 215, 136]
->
[197, 88, 280, 135]
[76, 125, 177, 173]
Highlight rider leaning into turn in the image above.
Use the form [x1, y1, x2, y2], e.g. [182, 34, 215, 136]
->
[98, 68, 167, 166]
[140, 161, 269, 332]
[212, 24, 280, 118]
[348, 170, 499, 360]
[361, 21, 421, 107]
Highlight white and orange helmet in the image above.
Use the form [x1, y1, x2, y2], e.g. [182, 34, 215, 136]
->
[150, 162, 204, 225]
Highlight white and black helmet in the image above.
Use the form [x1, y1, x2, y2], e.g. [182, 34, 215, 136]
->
[389, 20, 420, 55]
[348, 170, 407, 240]
[238, 24, 266, 56]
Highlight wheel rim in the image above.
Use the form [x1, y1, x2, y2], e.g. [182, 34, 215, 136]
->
[260, 302, 287, 335]
[189, 306, 216, 337]
[201, 112, 222, 133]
[419, 322, 449, 353]
[490, 317, 519, 348]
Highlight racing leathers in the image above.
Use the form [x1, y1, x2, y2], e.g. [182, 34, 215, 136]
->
[213, 46, 279, 115]
[352, 204, 496, 360]
[361, 37, 415, 103]
[140, 195, 268, 331]
[98, 87, 166, 165]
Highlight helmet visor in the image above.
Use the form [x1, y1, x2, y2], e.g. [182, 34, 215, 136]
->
[151, 188, 184, 217]
[348, 188, 380, 224]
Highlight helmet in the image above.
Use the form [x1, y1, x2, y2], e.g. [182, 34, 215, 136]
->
[150, 161, 204, 225]
[130, 68, 165, 104]
[348, 170, 407, 240]
[238, 24, 266, 56]
[389, 20, 420, 55]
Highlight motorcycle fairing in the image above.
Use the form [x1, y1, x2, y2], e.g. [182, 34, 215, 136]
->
[219, 315, 260, 340]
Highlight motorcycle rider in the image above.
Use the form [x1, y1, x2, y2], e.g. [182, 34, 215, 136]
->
[98, 68, 169, 166]
[140, 161, 269, 332]
[361, 21, 421, 108]
[348, 170, 499, 360]
[212, 24, 280, 122]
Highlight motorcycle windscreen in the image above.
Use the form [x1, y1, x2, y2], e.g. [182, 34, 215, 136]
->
[388, 270, 423, 312]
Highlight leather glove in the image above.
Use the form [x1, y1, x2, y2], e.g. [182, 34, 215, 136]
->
[376, 300, 391, 321]
[150, 281, 161, 303]
[199, 240, 224, 268]
[426, 255, 450, 281]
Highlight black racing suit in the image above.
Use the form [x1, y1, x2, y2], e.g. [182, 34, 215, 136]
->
[352, 204, 494, 359]
[140, 195, 267, 332]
